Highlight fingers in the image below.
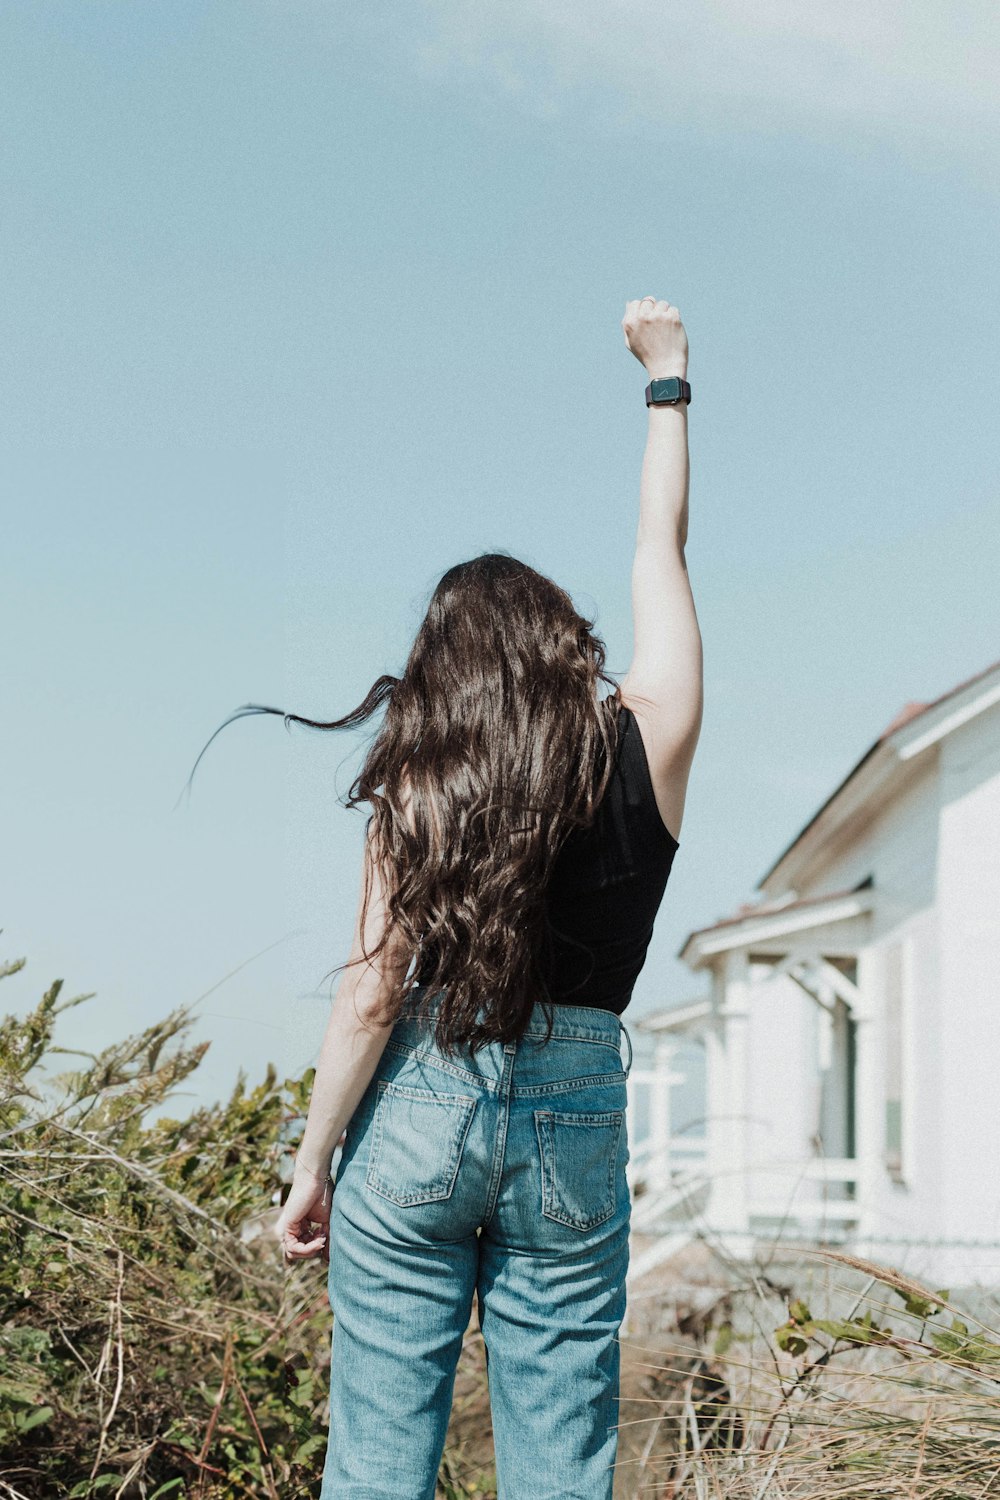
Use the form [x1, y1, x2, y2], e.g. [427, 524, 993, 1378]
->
[276, 1204, 330, 1265]
[623, 296, 679, 325]
[621, 294, 689, 374]
[283, 1234, 327, 1262]
[280, 1222, 328, 1262]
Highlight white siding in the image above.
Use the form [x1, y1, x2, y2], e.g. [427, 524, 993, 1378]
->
[855, 905, 942, 1263]
[936, 703, 1000, 1280]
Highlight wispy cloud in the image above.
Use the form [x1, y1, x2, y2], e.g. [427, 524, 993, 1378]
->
[407, 2, 999, 162]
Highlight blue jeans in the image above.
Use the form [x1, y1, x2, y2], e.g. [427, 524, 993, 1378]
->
[321, 991, 634, 1500]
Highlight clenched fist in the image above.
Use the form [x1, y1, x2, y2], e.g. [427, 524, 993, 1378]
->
[622, 297, 688, 380]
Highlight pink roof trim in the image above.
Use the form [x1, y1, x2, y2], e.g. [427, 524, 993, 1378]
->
[682, 882, 867, 944]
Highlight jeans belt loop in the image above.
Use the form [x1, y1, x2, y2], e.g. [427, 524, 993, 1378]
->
[619, 1019, 633, 1077]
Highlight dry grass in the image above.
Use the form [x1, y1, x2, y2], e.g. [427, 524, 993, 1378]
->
[437, 1242, 1000, 1499]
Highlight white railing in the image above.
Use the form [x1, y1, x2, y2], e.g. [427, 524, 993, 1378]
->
[627, 1148, 864, 1271]
[745, 1155, 861, 1241]
[625, 1050, 707, 1248]
[629, 1134, 707, 1182]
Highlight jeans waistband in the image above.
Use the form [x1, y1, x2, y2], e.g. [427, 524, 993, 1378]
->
[404, 987, 634, 1074]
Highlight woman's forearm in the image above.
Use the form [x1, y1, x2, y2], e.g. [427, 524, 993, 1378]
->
[621, 296, 691, 555]
[295, 982, 395, 1178]
[638, 403, 690, 553]
[293, 816, 413, 1181]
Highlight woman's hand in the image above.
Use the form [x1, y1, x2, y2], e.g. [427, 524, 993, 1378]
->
[276, 1136, 345, 1266]
[622, 297, 688, 379]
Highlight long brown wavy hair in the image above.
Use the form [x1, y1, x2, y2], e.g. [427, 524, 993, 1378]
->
[187, 552, 624, 1054]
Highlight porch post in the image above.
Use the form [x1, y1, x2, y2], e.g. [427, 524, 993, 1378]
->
[852, 947, 882, 1252]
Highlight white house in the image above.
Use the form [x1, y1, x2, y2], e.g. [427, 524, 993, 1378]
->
[626, 656, 1000, 1289]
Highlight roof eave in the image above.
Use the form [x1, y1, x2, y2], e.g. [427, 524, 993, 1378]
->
[679, 889, 874, 970]
[635, 998, 713, 1035]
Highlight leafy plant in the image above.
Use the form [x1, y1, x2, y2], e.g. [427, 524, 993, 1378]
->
[0, 955, 331, 1498]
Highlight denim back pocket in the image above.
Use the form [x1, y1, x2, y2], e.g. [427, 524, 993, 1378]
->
[366, 1080, 477, 1207]
[534, 1108, 625, 1231]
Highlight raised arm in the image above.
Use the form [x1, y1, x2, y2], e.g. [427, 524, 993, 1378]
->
[617, 296, 703, 843]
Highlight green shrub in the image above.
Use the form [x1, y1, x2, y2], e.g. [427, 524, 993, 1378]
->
[0, 956, 331, 1499]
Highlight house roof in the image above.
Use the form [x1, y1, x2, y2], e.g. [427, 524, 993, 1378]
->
[677, 880, 873, 967]
[635, 997, 713, 1036]
[755, 655, 1000, 891]
[684, 881, 867, 940]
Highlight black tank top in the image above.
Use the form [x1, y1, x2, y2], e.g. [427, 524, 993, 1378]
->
[538, 703, 679, 1014]
[415, 703, 679, 1017]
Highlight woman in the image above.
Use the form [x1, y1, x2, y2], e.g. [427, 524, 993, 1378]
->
[278, 296, 702, 1498]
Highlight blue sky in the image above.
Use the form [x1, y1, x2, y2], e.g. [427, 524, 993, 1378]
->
[3, 3, 998, 1111]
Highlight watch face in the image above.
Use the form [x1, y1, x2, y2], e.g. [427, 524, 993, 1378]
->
[650, 378, 683, 403]
[647, 377, 690, 405]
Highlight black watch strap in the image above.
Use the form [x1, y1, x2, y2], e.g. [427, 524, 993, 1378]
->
[645, 376, 691, 407]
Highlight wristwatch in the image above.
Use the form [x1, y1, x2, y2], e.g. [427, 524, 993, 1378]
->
[645, 376, 692, 407]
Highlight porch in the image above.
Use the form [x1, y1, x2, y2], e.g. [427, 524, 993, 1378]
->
[625, 884, 875, 1283]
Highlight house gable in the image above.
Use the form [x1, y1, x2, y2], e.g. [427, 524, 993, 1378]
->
[755, 657, 1000, 899]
